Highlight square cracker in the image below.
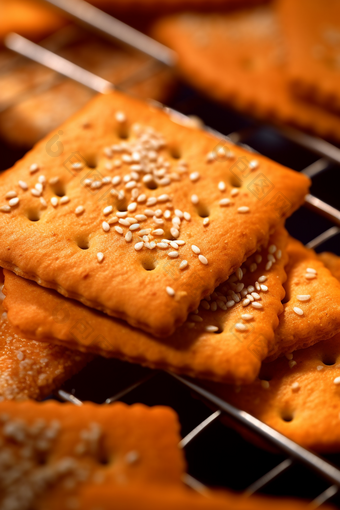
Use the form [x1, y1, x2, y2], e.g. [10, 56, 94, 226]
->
[152, 4, 340, 143]
[78, 483, 322, 510]
[0, 400, 185, 509]
[267, 237, 340, 360]
[208, 332, 340, 453]
[0, 273, 91, 401]
[0, 90, 309, 337]
[279, 0, 340, 113]
[206, 250, 340, 452]
[4, 228, 288, 384]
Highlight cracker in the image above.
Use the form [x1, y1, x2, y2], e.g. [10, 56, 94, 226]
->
[0, 36, 175, 148]
[208, 332, 340, 453]
[0, 0, 66, 41]
[268, 237, 340, 360]
[78, 484, 325, 510]
[152, 4, 340, 143]
[279, 0, 340, 113]
[0, 400, 185, 508]
[0, 90, 309, 337]
[4, 228, 288, 384]
[0, 275, 91, 401]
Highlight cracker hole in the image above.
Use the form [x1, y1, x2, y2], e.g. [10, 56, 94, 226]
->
[281, 412, 294, 423]
[229, 176, 242, 188]
[98, 452, 110, 465]
[144, 179, 158, 190]
[195, 204, 210, 218]
[213, 326, 224, 334]
[169, 147, 181, 159]
[26, 209, 41, 222]
[321, 354, 337, 366]
[76, 237, 90, 250]
[141, 258, 157, 271]
[117, 126, 129, 140]
[51, 182, 66, 198]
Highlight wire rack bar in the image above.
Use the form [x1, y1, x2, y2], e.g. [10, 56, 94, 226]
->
[179, 410, 222, 449]
[40, 0, 177, 67]
[244, 458, 294, 496]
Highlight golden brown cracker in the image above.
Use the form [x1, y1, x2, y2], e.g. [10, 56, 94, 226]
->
[0, 0, 66, 42]
[0, 35, 175, 148]
[0, 400, 185, 508]
[0, 90, 309, 337]
[268, 237, 340, 360]
[4, 228, 288, 384]
[0, 283, 91, 400]
[279, 0, 340, 113]
[152, 4, 340, 143]
[208, 332, 340, 453]
[79, 483, 328, 510]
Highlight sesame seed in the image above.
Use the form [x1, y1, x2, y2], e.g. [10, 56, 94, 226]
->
[9, 197, 19, 207]
[29, 163, 39, 173]
[74, 205, 84, 216]
[231, 188, 239, 197]
[147, 197, 157, 206]
[334, 377, 340, 385]
[137, 194, 146, 203]
[125, 231, 132, 242]
[305, 274, 316, 280]
[201, 300, 210, 310]
[103, 206, 113, 215]
[31, 188, 41, 197]
[35, 182, 43, 193]
[115, 111, 126, 122]
[102, 221, 110, 232]
[242, 299, 250, 307]
[183, 212, 191, 221]
[135, 214, 147, 222]
[265, 261, 273, 271]
[238, 206, 250, 213]
[119, 219, 130, 227]
[276, 249, 282, 259]
[129, 223, 140, 231]
[108, 217, 118, 225]
[97, 252, 104, 263]
[152, 229, 164, 236]
[127, 202, 137, 212]
[112, 176, 121, 186]
[170, 227, 179, 238]
[180, 260, 188, 269]
[157, 243, 168, 249]
[206, 151, 216, 162]
[261, 380, 270, 389]
[176, 240, 186, 246]
[126, 181, 137, 190]
[285, 353, 293, 360]
[236, 268, 243, 280]
[168, 251, 179, 258]
[255, 282, 261, 291]
[60, 196, 70, 204]
[255, 255, 262, 263]
[251, 292, 261, 300]
[249, 160, 259, 170]
[199, 255, 208, 265]
[191, 245, 200, 254]
[219, 198, 230, 206]
[260, 284, 268, 292]
[190, 172, 200, 182]
[241, 314, 254, 320]
[218, 181, 226, 191]
[191, 194, 199, 205]
[203, 217, 209, 226]
[0, 205, 11, 212]
[293, 307, 304, 316]
[297, 295, 311, 302]
[289, 360, 297, 368]
[268, 244, 277, 254]
[49, 176, 59, 185]
[251, 302, 263, 309]
[250, 263, 257, 272]
[210, 302, 217, 311]
[317, 365, 323, 371]
[170, 241, 179, 249]
[172, 216, 181, 225]
[139, 229, 151, 236]
[6, 191, 17, 199]
[134, 242, 144, 251]
[292, 382, 300, 391]
[166, 286, 175, 297]
[258, 275, 267, 282]
[157, 194, 170, 203]
[40, 197, 47, 208]
[267, 254, 276, 262]
[235, 323, 248, 332]
[18, 180, 28, 190]
[114, 226, 123, 234]
[226, 300, 235, 308]
[51, 197, 58, 207]
[306, 267, 317, 274]
[205, 325, 219, 332]
[190, 315, 203, 322]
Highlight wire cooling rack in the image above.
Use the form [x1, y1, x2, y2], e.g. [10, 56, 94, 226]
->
[2, 1, 340, 506]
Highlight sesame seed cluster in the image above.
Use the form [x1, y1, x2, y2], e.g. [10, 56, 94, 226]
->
[0, 91, 309, 338]
[0, 402, 183, 509]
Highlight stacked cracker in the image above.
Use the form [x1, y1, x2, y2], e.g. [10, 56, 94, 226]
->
[152, 0, 340, 143]
[0, 87, 338, 506]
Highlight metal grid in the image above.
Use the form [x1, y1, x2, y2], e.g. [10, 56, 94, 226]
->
[2, 2, 340, 506]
